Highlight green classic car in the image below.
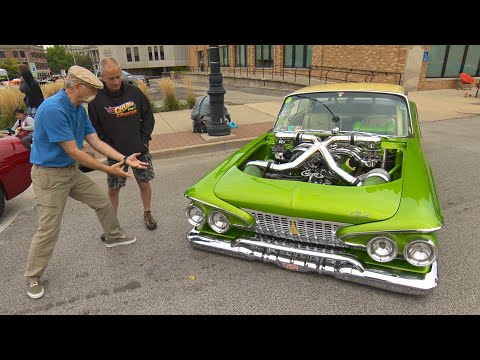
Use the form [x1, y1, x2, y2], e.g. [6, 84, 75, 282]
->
[184, 83, 443, 295]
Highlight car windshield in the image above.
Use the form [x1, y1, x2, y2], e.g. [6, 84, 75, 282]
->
[274, 91, 410, 136]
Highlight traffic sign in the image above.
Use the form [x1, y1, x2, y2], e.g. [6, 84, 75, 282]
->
[29, 63, 37, 78]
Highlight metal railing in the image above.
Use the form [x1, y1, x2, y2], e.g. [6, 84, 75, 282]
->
[188, 65, 402, 86]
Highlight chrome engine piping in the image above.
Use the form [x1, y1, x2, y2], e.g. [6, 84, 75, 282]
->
[187, 229, 438, 295]
[330, 148, 371, 168]
[318, 142, 357, 184]
[246, 132, 382, 185]
[247, 141, 322, 172]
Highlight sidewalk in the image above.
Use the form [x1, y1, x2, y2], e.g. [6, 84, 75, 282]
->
[86, 86, 480, 160]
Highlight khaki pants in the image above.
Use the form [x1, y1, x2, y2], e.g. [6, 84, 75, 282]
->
[24, 164, 123, 282]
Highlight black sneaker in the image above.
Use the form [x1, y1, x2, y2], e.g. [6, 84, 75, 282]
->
[144, 211, 157, 230]
[104, 235, 137, 248]
[26, 280, 44, 299]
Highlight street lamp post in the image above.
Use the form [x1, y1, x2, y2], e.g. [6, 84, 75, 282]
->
[206, 45, 230, 136]
[69, 45, 77, 65]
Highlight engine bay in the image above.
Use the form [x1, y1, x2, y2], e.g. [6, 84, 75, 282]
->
[242, 131, 404, 186]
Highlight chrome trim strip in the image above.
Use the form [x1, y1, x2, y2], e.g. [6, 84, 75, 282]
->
[187, 229, 438, 295]
[234, 238, 364, 271]
[338, 226, 443, 240]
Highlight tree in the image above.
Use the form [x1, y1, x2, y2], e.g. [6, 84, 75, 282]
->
[0, 58, 20, 79]
[75, 54, 93, 71]
[46, 45, 74, 74]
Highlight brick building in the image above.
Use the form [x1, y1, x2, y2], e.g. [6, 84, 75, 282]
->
[0, 45, 50, 80]
[188, 45, 479, 91]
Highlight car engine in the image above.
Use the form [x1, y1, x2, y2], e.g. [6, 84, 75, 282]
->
[244, 131, 398, 186]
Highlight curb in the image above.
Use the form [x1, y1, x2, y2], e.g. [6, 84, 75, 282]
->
[93, 137, 258, 164]
[149, 137, 258, 159]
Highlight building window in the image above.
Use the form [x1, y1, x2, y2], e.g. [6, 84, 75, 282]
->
[126, 47, 132, 62]
[426, 45, 480, 78]
[284, 45, 312, 68]
[219, 46, 229, 66]
[464, 46, 480, 76]
[20, 50, 25, 58]
[160, 46, 164, 60]
[0, 50, 5, 58]
[154, 46, 159, 60]
[148, 46, 153, 61]
[13, 50, 18, 58]
[133, 47, 140, 62]
[235, 45, 248, 67]
[255, 45, 274, 67]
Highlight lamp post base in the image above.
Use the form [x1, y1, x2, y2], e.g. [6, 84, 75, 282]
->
[206, 120, 231, 136]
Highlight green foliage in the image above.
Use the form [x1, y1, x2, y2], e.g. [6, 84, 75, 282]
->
[149, 99, 160, 113]
[160, 98, 181, 112]
[170, 66, 188, 72]
[0, 114, 10, 129]
[186, 97, 196, 109]
[75, 54, 93, 70]
[158, 78, 181, 111]
[46, 45, 75, 74]
[0, 58, 20, 79]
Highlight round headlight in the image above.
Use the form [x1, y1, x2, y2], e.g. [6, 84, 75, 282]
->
[367, 236, 398, 262]
[186, 205, 205, 226]
[404, 240, 437, 266]
[208, 211, 230, 233]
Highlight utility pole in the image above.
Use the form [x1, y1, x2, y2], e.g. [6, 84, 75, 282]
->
[206, 45, 230, 136]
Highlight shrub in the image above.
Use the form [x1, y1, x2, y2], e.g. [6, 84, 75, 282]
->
[41, 81, 65, 98]
[182, 75, 197, 109]
[136, 81, 160, 113]
[0, 86, 25, 128]
[170, 66, 188, 72]
[158, 77, 180, 111]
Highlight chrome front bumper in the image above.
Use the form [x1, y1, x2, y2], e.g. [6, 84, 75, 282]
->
[187, 228, 438, 295]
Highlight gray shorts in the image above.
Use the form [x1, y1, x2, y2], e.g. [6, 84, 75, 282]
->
[107, 153, 155, 189]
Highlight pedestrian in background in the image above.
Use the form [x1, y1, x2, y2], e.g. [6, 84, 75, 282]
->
[24, 65, 148, 300]
[88, 57, 157, 233]
[18, 63, 44, 117]
[12, 108, 34, 151]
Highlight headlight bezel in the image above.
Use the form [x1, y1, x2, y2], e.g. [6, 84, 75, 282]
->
[366, 236, 398, 263]
[403, 239, 438, 267]
[186, 204, 206, 227]
[208, 210, 231, 233]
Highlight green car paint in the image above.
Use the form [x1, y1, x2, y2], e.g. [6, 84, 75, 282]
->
[185, 84, 443, 294]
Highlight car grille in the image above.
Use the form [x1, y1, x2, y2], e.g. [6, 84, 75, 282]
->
[245, 209, 350, 248]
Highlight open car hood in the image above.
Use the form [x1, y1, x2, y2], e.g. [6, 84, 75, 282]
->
[213, 165, 403, 225]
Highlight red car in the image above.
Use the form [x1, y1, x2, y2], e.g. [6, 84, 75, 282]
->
[0, 135, 32, 217]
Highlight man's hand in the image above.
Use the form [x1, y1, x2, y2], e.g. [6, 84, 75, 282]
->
[126, 152, 149, 169]
[108, 160, 132, 178]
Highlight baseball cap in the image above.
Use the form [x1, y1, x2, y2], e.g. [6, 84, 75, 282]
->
[67, 65, 104, 89]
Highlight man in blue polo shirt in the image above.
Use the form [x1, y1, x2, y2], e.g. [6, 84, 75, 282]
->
[24, 65, 149, 300]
